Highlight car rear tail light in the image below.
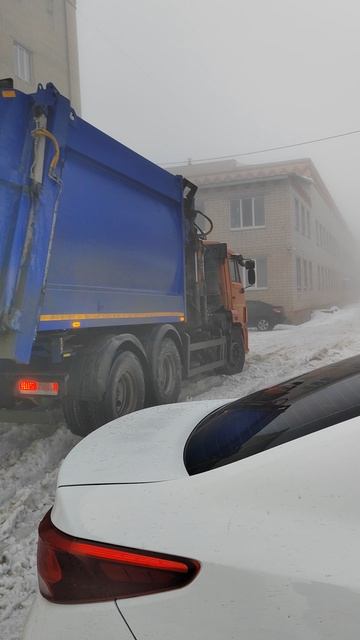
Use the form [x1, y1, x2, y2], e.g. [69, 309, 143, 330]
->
[16, 378, 59, 396]
[37, 511, 200, 604]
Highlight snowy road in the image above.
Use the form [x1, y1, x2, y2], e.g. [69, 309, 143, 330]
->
[2, 304, 360, 639]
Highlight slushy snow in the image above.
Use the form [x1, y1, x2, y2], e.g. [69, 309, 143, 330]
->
[2, 303, 360, 639]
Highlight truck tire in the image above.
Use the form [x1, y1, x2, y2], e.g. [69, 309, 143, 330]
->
[63, 349, 146, 436]
[150, 337, 182, 405]
[222, 327, 245, 375]
[102, 350, 146, 422]
[62, 398, 97, 437]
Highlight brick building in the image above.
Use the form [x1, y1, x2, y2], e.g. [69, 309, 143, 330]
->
[169, 158, 358, 323]
[0, 0, 81, 113]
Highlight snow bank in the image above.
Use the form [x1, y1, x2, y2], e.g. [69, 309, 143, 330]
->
[2, 303, 360, 638]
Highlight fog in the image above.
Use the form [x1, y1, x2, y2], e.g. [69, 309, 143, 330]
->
[77, 0, 360, 240]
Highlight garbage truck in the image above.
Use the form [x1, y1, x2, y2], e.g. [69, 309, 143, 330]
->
[0, 79, 255, 435]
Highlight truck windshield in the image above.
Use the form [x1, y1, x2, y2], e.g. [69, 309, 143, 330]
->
[184, 355, 360, 475]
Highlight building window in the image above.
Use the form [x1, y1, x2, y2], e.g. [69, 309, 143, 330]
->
[317, 264, 321, 289]
[14, 42, 32, 83]
[301, 205, 306, 235]
[303, 259, 308, 289]
[294, 198, 300, 231]
[296, 257, 302, 290]
[195, 200, 207, 232]
[321, 266, 325, 289]
[230, 200, 241, 228]
[316, 221, 320, 246]
[242, 198, 253, 227]
[306, 210, 311, 238]
[309, 261, 313, 289]
[230, 196, 265, 229]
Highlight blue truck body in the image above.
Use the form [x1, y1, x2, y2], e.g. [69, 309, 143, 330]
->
[0, 80, 251, 434]
[0, 83, 185, 364]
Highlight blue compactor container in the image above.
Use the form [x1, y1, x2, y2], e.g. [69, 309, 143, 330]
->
[0, 81, 185, 363]
[0, 81, 250, 434]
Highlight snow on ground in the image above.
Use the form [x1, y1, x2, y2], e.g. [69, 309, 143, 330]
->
[1, 303, 360, 639]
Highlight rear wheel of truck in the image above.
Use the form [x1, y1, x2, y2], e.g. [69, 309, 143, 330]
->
[222, 327, 245, 375]
[150, 337, 182, 405]
[63, 350, 146, 437]
[103, 350, 146, 422]
[62, 398, 98, 437]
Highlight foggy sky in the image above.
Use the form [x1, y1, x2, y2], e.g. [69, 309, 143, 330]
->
[77, 0, 360, 239]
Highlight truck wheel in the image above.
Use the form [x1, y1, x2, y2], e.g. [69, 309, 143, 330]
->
[223, 327, 245, 375]
[103, 350, 146, 421]
[62, 398, 97, 437]
[151, 337, 182, 405]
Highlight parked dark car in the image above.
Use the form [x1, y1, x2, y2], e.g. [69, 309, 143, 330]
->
[247, 300, 286, 331]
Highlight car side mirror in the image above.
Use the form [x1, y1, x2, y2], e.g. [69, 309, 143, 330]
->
[247, 268, 256, 286]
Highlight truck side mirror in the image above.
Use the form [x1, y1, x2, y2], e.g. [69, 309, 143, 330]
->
[247, 268, 256, 286]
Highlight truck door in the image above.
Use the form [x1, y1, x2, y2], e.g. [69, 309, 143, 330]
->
[228, 256, 247, 324]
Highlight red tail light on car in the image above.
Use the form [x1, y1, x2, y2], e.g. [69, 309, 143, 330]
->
[37, 511, 200, 604]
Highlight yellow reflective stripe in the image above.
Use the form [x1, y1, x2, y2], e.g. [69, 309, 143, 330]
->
[40, 311, 185, 321]
[2, 90, 16, 98]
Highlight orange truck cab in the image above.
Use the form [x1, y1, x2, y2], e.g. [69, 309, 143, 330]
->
[201, 240, 255, 358]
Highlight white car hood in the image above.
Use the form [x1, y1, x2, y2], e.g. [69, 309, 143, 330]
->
[57, 400, 228, 487]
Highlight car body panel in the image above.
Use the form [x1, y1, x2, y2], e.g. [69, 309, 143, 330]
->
[247, 300, 286, 327]
[57, 400, 227, 486]
[22, 596, 133, 640]
[51, 414, 360, 640]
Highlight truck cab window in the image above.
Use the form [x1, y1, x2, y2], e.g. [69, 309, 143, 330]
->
[229, 258, 241, 283]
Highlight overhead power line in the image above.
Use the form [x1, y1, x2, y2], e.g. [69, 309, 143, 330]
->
[163, 128, 360, 167]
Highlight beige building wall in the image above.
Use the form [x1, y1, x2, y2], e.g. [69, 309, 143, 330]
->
[199, 179, 294, 314]
[0, 0, 80, 112]
[174, 158, 358, 324]
[289, 181, 356, 320]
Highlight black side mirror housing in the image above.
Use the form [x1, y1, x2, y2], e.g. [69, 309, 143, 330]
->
[247, 268, 256, 286]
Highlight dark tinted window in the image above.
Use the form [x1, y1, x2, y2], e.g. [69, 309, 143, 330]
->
[229, 258, 241, 283]
[184, 356, 360, 475]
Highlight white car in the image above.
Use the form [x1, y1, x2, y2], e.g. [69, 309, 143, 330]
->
[23, 356, 360, 640]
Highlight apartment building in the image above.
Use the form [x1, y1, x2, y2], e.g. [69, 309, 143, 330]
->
[0, 0, 80, 112]
[169, 158, 358, 323]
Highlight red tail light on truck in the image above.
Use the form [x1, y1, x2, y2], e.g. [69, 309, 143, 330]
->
[16, 379, 59, 396]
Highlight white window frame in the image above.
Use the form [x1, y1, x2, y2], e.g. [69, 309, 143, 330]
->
[14, 41, 32, 83]
[230, 196, 265, 230]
